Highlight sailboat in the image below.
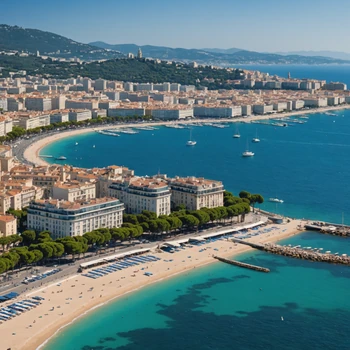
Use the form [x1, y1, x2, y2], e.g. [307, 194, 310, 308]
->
[186, 128, 197, 146]
[242, 140, 254, 157]
[252, 129, 260, 143]
[233, 124, 240, 138]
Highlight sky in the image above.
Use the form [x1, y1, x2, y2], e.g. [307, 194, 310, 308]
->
[1, 0, 350, 52]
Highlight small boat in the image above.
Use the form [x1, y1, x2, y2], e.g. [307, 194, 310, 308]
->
[281, 316, 284, 321]
[252, 129, 260, 143]
[93, 145, 96, 148]
[242, 141, 254, 157]
[242, 151, 254, 157]
[75, 142, 78, 145]
[233, 124, 240, 138]
[269, 198, 284, 203]
[56, 156, 67, 160]
[187, 128, 196, 146]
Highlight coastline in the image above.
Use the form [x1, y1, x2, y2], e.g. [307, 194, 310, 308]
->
[0, 220, 303, 350]
[22, 104, 350, 166]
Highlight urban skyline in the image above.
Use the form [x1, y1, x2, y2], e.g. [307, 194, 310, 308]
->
[2, 0, 350, 52]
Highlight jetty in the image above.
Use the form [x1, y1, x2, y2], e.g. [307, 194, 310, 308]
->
[213, 256, 270, 273]
[230, 238, 350, 266]
[305, 222, 350, 237]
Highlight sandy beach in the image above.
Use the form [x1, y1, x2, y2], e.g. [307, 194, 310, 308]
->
[22, 105, 350, 166]
[0, 220, 303, 350]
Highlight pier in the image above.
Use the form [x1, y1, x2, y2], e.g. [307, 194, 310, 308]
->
[213, 256, 270, 273]
[305, 222, 350, 237]
[230, 238, 350, 266]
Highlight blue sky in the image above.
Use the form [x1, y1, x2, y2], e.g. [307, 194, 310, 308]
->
[1, 0, 350, 52]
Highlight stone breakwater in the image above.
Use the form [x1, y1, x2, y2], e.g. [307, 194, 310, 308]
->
[264, 244, 350, 266]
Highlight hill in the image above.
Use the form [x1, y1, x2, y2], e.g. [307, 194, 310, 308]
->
[276, 50, 350, 61]
[0, 54, 243, 89]
[0, 24, 123, 61]
[90, 41, 350, 65]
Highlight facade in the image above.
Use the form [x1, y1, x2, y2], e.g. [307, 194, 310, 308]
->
[15, 113, 50, 130]
[68, 110, 92, 122]
[109, 177, 171, 216]
[50, 112, 69, 124]
[0, 215, 17, 237]
[151, 108, 193, 120]
[95, 79, 107, 91]
[25, 97, 52, 111]
[168, 176, 224, 211]
[193, 106, 242, 118]
[27, 197, 124, 239]
[108, 108, 145, 117]
[52, 181, 96, 202]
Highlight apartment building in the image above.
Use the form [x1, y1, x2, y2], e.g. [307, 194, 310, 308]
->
[25, 97, 52, 111]
[68, 110, 92, 122]
[52, 181, 96, 201]
[50, 112, 69, 124]
[65, 100, 98, 110]
[168, 176, 224, 211]
[0, 215, 17, 237]
[27, 197, 124, 239]
[193, 106, 242, 118]
[14, 113, 50, 130]
[109, 177, 171, 216]
[151, 108, 193, 120]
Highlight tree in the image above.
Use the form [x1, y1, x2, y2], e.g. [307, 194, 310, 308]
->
[190, 210, 210, 227]
[36, 231, 52, 243]
[179, 215, 200, 229]
[139, 221, 149, 232]
[250, 194, 264, 212]
[21, 230, 36, 246]
[31, 249, 44, 264]
[174, 204, 186, 211]
[7, 208, 27, 231]
[141, 210, 157, 221]
[156, 219, 171, 233]
[10, 247, 35, 266]
[148, 220, 159, 234]
[239, 191, 252, 201]
[201, 207, 219, 223]
[165, 216, 183, 231]
[123, 214, 139, 225]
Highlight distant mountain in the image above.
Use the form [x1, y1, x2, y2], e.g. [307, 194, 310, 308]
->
[276, 50, 350, 61]
[90, 41, 350, 65]
[0, 24, 123, 61]
[201, 47, 242, 54]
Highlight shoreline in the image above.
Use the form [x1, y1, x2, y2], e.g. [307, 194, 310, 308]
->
[21, 104, 350, 166]
[0, 220, 303, 350]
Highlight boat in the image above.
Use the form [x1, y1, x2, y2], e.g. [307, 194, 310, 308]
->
[252, 130, 260, 143]
[269, 198, 284, 203]
[75, 142, 78, 146]
[186, 128, 196, 146]
[242, 140, 254, 157]
[56, 156, 67, 161]
[281, 316, 284, 321]
[93, 145, 96, 148]
[233, 124, 240, 138]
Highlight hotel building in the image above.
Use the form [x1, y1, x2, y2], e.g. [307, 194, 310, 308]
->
[27, 197, 124, 239]
[109, 177, 171, 216]
[168, 176, 224, 211]
[52, 181, 96, 202]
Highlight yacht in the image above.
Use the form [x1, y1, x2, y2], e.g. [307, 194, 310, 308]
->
[75, 142, 78, 145]
[186, 128, 197, 146]
[252, 130, 260, 143]
[56, 156, 67, 160]
[233, 124, 240, 138]
[93, 145, 96, 148]
[242, 141, 254, 157]
[269, 198, 284, 203]
[242, 151, 254, 157]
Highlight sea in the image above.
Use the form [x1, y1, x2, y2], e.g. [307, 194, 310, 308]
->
[42, 65, 350, 350]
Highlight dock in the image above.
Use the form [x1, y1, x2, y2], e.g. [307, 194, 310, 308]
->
[213, 256, 270, 273]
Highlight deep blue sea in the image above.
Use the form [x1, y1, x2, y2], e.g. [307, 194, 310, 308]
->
[42, 65, 350, 350]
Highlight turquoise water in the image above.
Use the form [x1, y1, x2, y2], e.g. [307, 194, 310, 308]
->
[42, 109, 350, 224]
[45, 231, 350, 350]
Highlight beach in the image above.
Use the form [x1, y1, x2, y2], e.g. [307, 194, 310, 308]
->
[21, 105, 350, 166]
[0, 219, 302, 350]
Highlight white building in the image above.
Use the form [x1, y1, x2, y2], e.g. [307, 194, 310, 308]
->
[193, 106, 242, 118]
[151, 108, 193, 120]
[52, 181, 96, 202]
[68, 110, 92, 122]
[14, 113, 50, 130]
[25, 97, 52, 111]
[109, 177, 171, 216]
[27, 197, 124, 239]
[168, 176, 224, 211]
